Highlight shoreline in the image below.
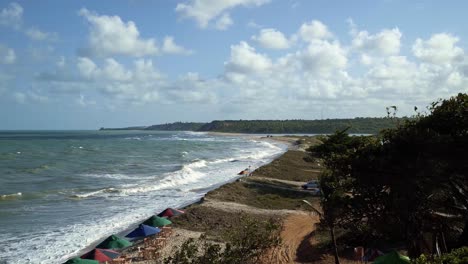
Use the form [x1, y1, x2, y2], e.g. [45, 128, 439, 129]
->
[63, 134, 295, 263]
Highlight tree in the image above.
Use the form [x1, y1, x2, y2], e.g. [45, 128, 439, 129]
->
[307, 129, 376, 264]
[349, 93, 468, 257]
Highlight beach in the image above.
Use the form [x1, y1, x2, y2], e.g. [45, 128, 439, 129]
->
[107, 135, 328, 263]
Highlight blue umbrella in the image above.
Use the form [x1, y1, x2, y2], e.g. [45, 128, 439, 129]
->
[125, 224, 161, 239]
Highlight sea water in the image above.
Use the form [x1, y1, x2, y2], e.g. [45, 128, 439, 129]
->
[0, 130, 286, 264]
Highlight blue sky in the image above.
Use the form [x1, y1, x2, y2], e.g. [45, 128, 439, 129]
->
[0, 0, 466, 129]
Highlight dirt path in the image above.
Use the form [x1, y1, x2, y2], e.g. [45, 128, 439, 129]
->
[268, 213, 320, 264]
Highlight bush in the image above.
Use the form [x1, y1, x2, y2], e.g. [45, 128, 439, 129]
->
[412, 247, 468, 264]
[164, 215, 282, 264]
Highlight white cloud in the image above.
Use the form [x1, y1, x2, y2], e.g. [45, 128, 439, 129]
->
[79, 8, 158, 57]
[252, 28, 290, 49]
[34, 20, 468, 119]
[299, 40, 347, 77]
[0, 2, 22, 29]
[162, 36, 193, 55]
[0, 45, 16, 64]
[77, 57, 98, 79]
[352, 28, 402, 56]
[298, 20, 333, 42]
[26, 27, 58, 41]
[215, 13, 233, 30]
[175, 0, 270, 29]
[412, 33, 464, 64]
[225, 41, 272, 76]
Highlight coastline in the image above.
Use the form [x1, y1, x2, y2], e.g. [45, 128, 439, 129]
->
[112, 134, 324, 263]
[62, 133, 294, 263]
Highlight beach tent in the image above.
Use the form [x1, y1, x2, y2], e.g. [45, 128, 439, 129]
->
[125, 224, 161, 239]
[95, 234, 132, 250]
[64, 258, 99, 264]
[373, 251, 410, 264]
[143, 215, 172, 227]
[158, 208, 185, 218]
[81, 248, 120, 262]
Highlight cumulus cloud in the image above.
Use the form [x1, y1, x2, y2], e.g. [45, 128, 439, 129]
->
[252, 28, 290, 49]
[297, 20, 333, 42]
[79, 8, 158, 57]
[225, 41, 272, 76]
[0, 2, 22, 29]
[299, 40, 347, 77]
[412, 33, 464, 64]
[34, 19, 468, 119]
[162, 36, 193, 55]
[351, 27, 402, 56]
[176, 0, 270, 30]
[0, 45, 16, 64]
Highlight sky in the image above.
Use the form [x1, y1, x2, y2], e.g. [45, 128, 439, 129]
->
[0, 0, 467, 129]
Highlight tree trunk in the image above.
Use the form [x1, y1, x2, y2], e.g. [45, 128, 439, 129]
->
[330, 225, 340, 264]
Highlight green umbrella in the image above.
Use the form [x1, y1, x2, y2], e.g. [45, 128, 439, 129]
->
[64, 257, 99, 264]
[373, 251, 410, 264]
[96, 234, 132, 249]
[143, 215, 172, 227]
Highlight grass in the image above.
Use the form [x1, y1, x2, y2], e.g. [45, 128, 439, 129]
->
[252, 150, 322, 182]
[170, 205, 281, 241]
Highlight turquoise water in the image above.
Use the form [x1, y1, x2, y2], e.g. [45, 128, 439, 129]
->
[0, 131, 286, 264]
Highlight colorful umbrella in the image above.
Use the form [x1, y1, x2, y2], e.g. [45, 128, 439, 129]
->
[125, 224, 161, 239]
[95, 234, 132, 250]
[81, 248, 120, 262]
[143, 215, 172, 227]
[157, 208, 184, 218]
[64, 258, 99, 264]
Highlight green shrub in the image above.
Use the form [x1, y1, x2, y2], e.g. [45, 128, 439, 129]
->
[164, 215, 282, 264]
[412, 247, 468, 264]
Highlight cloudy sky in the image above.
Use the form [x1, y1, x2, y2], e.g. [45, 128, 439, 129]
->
[0, 0, 466, 129]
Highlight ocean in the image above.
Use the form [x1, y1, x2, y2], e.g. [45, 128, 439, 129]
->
[0, 130, 286, 264]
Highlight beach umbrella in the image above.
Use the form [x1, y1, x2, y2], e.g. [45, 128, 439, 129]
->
[95, 234, 132, 250]
[125, 224, 161, 239]
[373, 251, 410, 264]
[64, 258, 99, 264]
[143, 215, 172, 227]
[81, 248, 120, 262]
[158, 208, 184, 218]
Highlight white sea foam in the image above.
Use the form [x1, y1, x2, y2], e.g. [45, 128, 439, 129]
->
[0, 192, 22, 200]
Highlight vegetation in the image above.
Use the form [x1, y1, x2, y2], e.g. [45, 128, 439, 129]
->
[100, 118, 404, 134]
[197, 118, 401, 134]
[164, 215, 282, 264]
[145, 122, 206, 131]
[412, 247, 468, 264]
[306, 93, 468, 260]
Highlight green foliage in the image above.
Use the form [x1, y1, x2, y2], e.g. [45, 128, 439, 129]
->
[164, 216, 282, 264]
[412, 247, 468, 264]
[306, 93, 468, 258]
[197, 118, 401, 134]
[145, 122, 206, 131]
